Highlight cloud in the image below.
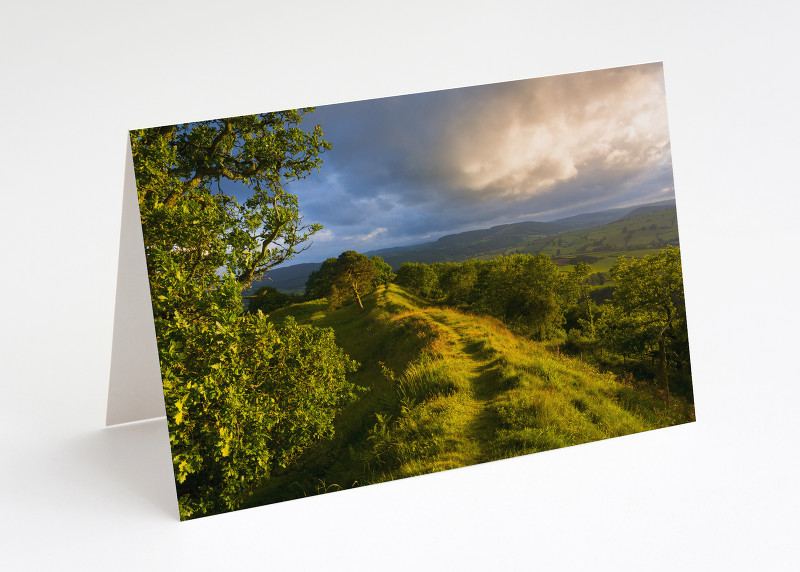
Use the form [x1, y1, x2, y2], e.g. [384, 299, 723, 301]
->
[312, 229, 335, 242]
[429, 63, 671, 201]
[286, 63, 675, 262]
[347, 227, 388, 242]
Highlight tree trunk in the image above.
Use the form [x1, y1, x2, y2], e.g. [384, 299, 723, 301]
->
[352, 284, 364, 311]
[658, 308, 673, 403]
[658, 332, 670, 403]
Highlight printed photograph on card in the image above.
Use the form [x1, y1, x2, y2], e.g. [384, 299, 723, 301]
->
[131, 62, 695, 520]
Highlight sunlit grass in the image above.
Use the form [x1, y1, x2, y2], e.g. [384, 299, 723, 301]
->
[245, 283, 694, 507]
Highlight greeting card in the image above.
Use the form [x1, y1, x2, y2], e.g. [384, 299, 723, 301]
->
[110, 62, 694, 520]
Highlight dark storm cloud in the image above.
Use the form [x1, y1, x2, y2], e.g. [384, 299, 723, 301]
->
[286, 62, 674, 262]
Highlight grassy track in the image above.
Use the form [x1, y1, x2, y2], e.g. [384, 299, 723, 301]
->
[244, 284, 694, 506]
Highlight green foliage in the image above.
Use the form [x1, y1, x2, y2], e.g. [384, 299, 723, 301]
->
[304, 257, 338, 300]
[390, 248, 691, 397]
[246, 286, 303, 314]
[162, 306, 359, 518]
[565, 262, 596, 338]
[131, 112, 366, 519]
[304, 252, 387, 311]
[327, 251, 377, 310]
[478, 254, 566, 340]
[370, 256, 395, 288]
[387, 248, 691, 399]
[438, 260, 479, 306]
[131, 112, 331, 287]
[600, 247, 689, 394]
[610, 248, 684, 316]
[397, 254, 570, 341]
[595, 305, 655, 356]
[395, 262, 439, 298]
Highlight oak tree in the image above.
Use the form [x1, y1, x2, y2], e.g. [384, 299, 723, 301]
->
[131, 112, 361, 519]
[327, 251, 377, 311]
[607, 247, 687, 398]
[131, 111, 331, 288]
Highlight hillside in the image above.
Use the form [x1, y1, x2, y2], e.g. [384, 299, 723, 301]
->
[242, 262, 322, 296]
[244, 284, 694, 507]
[365, 199, 676, 269]
[367, 220, 565, 268]
[493, 205, 680, 271]
[248, 199, 676, 293]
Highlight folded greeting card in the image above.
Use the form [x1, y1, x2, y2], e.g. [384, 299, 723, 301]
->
[111, 62, 694, 520]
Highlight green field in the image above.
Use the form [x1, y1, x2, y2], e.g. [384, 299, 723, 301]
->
[246, 203, 678, 293]
[486, 207, 680, 272]
[244, 283, 694, 507]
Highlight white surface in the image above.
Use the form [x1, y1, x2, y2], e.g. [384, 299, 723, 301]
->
[105, 138, 165, 426]
[1, 1, 798, 570]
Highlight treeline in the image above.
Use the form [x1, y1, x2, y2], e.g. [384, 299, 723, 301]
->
[255, 248, 690, 401]
[391, 250, 691, 399]
[396, 255, 573, 341]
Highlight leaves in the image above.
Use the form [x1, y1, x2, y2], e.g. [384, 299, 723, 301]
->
[305, 251, 381, 311]
[160, 300, 360, 518]
[131, 111, 331, 288]
[130, 112, 364, 519]
[599, 247, 689, 368]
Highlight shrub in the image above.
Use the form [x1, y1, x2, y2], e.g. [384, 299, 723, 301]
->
[158, 279, 360, 519]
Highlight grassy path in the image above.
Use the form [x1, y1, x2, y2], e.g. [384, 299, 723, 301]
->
[246, 284, 694, 503]
[420, 308, 504, 466]
[368, 299, 531, 475]
[367, 287, 693, 481]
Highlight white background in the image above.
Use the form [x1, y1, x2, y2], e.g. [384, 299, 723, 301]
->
[2, 1, 798, 569]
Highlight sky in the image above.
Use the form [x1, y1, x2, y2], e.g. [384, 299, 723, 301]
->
[238, 62, 675, 265]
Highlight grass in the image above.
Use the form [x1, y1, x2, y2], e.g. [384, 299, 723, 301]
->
[243, 283, 694, 507]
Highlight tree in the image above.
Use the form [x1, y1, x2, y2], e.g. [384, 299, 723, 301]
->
[328, 251, 377, 311]
[370, 256, 395, 289]
[438, 261, 479, 306]
[479, 254, 565, 340]
[569, 262, 595, 338]
[607, 247, 687, 398]
[246, 286, 301, 314]
[395, 262, 438, 298]
[304, 253, 390, 309]
[596, 303, 658, 361]
[131, 112, 362, 519]
[304, 257, 339, 300]
[131, 111, 331, 288]
[163, 307, 358, 518]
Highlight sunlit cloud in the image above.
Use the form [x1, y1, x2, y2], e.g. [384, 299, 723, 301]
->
[283, 62, 675, 264]
[346, 227, 388, 242]
[429, 63, 671, 201]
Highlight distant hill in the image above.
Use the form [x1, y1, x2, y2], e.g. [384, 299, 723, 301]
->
[363, 220, 567, 268]
[511, 205, 679, 272]
[365, 199, 674, 268]
[622, 202, 675, 219]
[247, 199, 676, 293]
[243, 262, 321, 296]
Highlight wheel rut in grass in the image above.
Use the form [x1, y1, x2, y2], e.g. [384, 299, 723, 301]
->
[421, 308, 507, 465]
